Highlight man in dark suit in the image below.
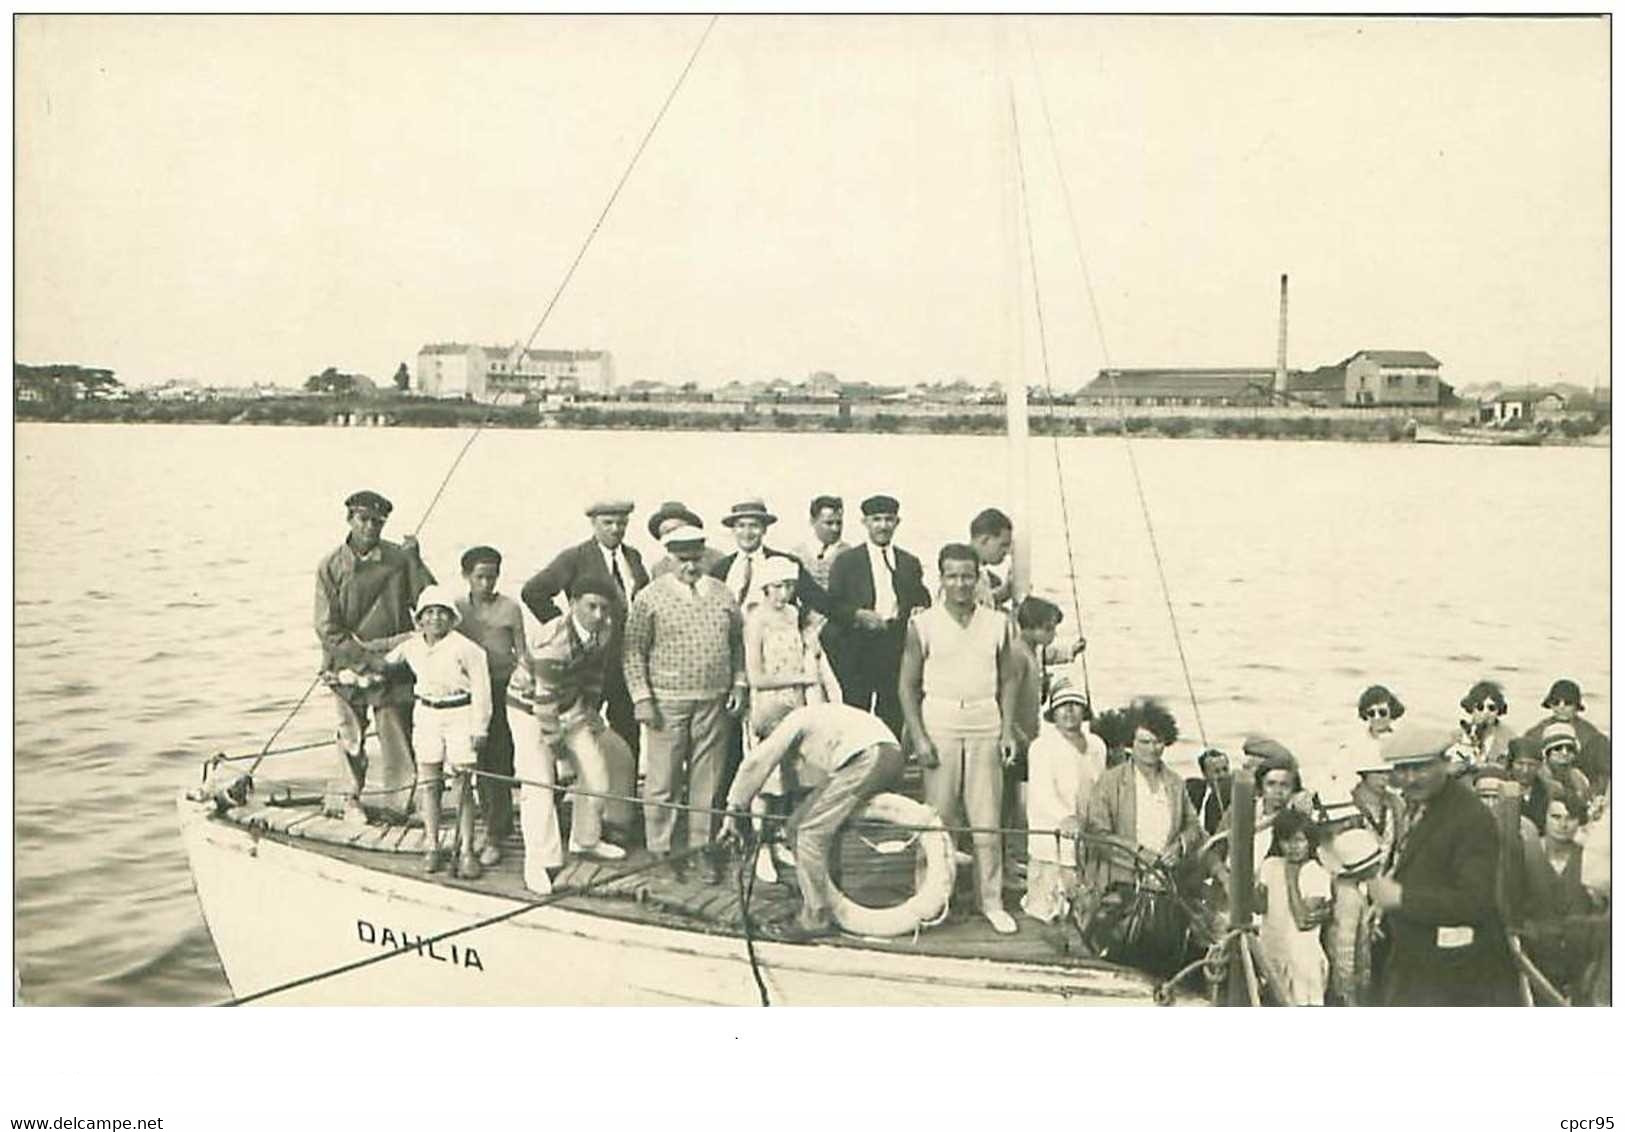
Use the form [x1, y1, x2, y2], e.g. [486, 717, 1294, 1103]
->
[824, 494, 931, 739]
[1185, 747, 1232, 836]
[708, 498, 830, 617]
[521, 500, 650, 801]
[1369, 722, 1518, 1006]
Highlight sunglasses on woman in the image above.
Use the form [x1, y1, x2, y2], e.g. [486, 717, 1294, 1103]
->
[1361, 705, 1392, 720]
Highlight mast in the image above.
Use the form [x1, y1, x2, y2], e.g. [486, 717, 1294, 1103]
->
[996, 20, 1032, 601]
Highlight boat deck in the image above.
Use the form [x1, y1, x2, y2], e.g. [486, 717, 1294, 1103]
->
[219, 780, 1142, 975]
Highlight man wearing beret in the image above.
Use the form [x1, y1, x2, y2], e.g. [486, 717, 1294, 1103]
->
[314, 490, 436, 823]
[1368, 722, 1518, 1005]
[825, 494, 931, 739]
[521, 500, 649, 823]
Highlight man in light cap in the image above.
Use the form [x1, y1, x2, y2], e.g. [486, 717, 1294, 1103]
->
[521, 499, 649, 820]
[1366, 721, 1517, 1005]
[825, 494, 931, 738]
[647, 500, 724, 578]
[314, 489, 435, 823]
[623, 523, 747, 882]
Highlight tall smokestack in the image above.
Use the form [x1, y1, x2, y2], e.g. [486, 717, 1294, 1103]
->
[1274, 273, 1289, 398]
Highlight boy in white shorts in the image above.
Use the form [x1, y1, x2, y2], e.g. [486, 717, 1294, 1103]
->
[385, 584, 492, 877]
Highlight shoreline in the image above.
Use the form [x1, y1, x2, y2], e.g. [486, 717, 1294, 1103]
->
[13, 397, 1605, 445]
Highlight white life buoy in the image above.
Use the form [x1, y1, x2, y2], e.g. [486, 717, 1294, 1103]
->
[828, 793, 955, 937]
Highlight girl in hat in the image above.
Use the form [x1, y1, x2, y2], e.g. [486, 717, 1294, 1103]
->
[743, 556, 842, 881]
[1255, 808, 1332, 1005]
[1020, 682, 1106, 923]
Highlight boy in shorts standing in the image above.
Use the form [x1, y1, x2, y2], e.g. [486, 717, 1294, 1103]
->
[386, 585, 492, 877]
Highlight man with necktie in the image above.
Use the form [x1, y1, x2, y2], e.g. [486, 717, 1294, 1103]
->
[521, 499, 649, 833]
[825, 494, 931, 739]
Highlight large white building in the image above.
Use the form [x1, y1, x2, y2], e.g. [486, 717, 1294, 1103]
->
[415, 343, 616, 401]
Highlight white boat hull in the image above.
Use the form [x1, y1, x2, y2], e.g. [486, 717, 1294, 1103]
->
[180, 797, 1183, 1006]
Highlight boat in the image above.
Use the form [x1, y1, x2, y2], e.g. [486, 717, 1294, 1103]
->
[176, 19, 1252, 1008]
[178, 783, 1204, 1006]
[1413, 423, 1543, 447]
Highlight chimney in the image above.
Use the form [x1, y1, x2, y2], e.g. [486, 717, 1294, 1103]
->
[1274, 274, 1289, 397]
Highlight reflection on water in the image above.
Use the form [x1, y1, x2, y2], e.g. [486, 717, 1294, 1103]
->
[12, 423, 1611, 1004]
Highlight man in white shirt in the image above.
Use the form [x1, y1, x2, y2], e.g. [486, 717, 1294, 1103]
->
[722, 703, 906, 940]
[520, 500, 651, 789]
[793, 495, 850, 590]
[824, 495, 932, 739]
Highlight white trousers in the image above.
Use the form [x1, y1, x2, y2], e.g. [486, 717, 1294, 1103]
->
[509, 704, 634, 894]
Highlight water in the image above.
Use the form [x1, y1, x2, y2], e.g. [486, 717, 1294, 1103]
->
[12, 422, 1610, 1005]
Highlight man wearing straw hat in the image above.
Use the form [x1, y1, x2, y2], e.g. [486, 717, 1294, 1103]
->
[1367, 721, 1517, 1006]
[314, 489, 435, 824]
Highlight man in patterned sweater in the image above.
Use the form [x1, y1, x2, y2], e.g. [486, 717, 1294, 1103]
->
[622, 524, 747, 883]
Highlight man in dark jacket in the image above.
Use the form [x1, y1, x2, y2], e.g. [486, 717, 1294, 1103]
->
[708, 498, 830, 617]
[521, 500, 650, 775]
[1369, 722, 1519, 1006]
[824, 494, 931, 739]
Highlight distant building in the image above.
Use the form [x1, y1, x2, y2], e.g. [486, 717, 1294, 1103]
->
[1341, 350, 1441, 407]
[1078, 368, 1276, 407]
[804, 371, 842, 400]
[1484, 387, 1567, 425]
[1288, 364, 1349, 407]
[415, 343, 616, 401]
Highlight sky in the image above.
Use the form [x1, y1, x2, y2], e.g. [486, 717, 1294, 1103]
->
[13, 14, 1611, 391]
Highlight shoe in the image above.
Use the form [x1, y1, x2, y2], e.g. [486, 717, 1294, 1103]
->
[770, 843, 797, 869]
[654, 852, 686, 882]
[700, 853, 724, 886]
[571, 841, 627, 861]
[954, 849, 974, 868]
[780, 918, 838, 943]
[524, 868, 553, 897]
[457, 853, 483, 880]
[342, 799, 370, 828]
[984, 907, 1018, 935]
[479, 843, 502, 868]
[423, 848, 445, 874]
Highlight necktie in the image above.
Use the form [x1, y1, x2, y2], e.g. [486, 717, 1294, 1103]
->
[610, 553, 626, 593]
[738, 554, 754, 602]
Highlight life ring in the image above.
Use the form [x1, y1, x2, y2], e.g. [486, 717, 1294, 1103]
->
[829, 793, 955, 937]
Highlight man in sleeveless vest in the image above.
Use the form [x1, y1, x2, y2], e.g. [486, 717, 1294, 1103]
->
[898, 542, 1023, 934]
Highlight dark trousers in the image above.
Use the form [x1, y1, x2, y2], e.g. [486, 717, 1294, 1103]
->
[836, 624, 905, 740]
[602, 662, 639, 771]
[477, 673, 515, 842]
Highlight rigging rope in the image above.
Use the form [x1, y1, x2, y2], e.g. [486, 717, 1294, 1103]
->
[246, 16, 720, 762]
[1005, 80, 1091, 705]
[1021, 23, 1208, 747]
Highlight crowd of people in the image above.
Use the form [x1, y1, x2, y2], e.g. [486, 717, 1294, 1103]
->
[313, 487, 1611, 1002]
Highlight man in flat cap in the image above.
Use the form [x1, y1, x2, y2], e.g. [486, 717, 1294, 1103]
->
[825, 494, 931, 739]
[623, 523, 747, 882]
[1368, 722, 1518, 1005]
[314, 489, 436, 823]
[521, 500, 649, 825]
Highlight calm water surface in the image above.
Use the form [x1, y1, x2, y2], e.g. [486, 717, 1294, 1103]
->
[12, 422, 1611, 1004]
